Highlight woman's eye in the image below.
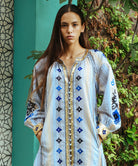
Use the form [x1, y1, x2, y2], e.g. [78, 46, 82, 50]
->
[73, 24, 78, 27]
[61, 24, 67, 27]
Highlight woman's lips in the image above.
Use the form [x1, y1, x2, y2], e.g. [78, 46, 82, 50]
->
[67, 36, 74, 39]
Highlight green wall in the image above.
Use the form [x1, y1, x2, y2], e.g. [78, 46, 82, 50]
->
[13, 0, 36, 165]
[13, 0, 77, 165]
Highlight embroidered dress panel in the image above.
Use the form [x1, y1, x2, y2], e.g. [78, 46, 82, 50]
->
[24, 49, 121, 166]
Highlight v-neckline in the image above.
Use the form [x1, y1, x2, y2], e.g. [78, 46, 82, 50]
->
[57, 49, 88, 80]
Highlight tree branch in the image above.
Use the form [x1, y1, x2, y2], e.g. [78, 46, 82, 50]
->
[68, 0, 72, 4]
[91, 0, 106, 12]
[114, 51, 131, 72]
[132, 15, 138, 43]
[86, 0, 106, 20]
[115, 12, 138, 72]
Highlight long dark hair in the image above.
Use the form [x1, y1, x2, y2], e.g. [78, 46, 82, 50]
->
[30, 4, 90, 109]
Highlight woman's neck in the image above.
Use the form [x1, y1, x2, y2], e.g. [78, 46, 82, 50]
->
[64, 43, 85, 59]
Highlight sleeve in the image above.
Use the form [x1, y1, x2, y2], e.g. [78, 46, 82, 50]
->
[24, 65, 45, 136]
[96, 55, 121, 140]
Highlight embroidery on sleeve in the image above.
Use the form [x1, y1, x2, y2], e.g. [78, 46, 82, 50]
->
[26, 99, 38, 116]
[112, 89, 118, 110]
[113, 109, 121, 125]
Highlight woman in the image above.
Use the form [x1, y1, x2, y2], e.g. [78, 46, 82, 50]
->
[24, 4, 121, 166]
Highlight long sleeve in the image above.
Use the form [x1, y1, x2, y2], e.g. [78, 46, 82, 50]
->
[95, 51, 121, 140]
[24, 62, 45, 135]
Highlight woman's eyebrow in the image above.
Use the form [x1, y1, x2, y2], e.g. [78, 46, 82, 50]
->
[61, 21, 79, 24]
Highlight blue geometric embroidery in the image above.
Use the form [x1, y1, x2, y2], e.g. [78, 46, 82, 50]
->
[76, 86, 82, 91]
[93, 49, 106, 58]
[76, 106, 82, 112]
[77, 138, 83, 144]
[113, 109, 121, 124]
[77, 159, 83, 164]
[57, 158, 62, 164]
[57, 117, 62, 122]
[78, 67, 83, 71]
[102, 53, 106, 58]
[56, 86, 62, 91]
[102, 130, 106, 135]
[24, 112, 34, 121]
[111, 79, 115, 86]
[56, 138, 62, 143]
[93, 49, 98, 52]
[77, 117, 83, 123]
[26, 100, 37, 116]
[56, 107, 62, 112]
[56, 76, 61, 81]
[76, 75, 82, 81]
[96, 126, 99, 129]
[57, 68, 61, 72]
[56, 127, 62, 133]
[56, 148, 62, 154]
[77, 127, 83, 133]
[56, 96, 62, 101]
[78, 148, 83, 154]
[76, 96, 82, 102]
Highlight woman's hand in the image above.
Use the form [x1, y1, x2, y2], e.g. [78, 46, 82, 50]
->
[36, 130, 42, 143]
[98, 135, 103, 145]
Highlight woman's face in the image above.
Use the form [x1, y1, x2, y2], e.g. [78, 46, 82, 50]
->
[60, 12, 85, 46]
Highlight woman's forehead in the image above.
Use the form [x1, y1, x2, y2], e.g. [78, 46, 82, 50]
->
[61, 12, 81, 23]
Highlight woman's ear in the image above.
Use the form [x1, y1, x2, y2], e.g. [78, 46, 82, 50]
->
[81, 23, 85, 33]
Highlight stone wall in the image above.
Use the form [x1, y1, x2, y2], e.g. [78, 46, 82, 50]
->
[0, 0, 13, 165]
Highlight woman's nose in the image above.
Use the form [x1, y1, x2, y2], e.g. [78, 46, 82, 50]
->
[67, 25, 73, 33]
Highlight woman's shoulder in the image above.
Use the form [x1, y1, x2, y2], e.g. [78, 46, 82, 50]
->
[34, 56, 47, 72]
[88, 49, 108, 65]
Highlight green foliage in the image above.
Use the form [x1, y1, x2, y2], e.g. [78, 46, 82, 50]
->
[86, 4, 138, 165]
[59, 0, 67, 3]
[27, 50, 44, 60]
[103, 124, 138, 165]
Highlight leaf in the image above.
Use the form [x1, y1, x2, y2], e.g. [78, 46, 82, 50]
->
[24, 74, 32, 80]
[124, 0, 131, 14]
[108, 0, 117, 6]
[135, 118, 138, 125]
[85, 0, 92, 2]
[59, 0, 66, 3]
[128, 0, 138, 11]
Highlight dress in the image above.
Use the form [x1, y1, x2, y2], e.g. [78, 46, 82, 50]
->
[24, 49, 121, 166]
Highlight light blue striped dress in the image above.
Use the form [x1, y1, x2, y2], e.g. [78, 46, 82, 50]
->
[24, 49, 121, 166]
